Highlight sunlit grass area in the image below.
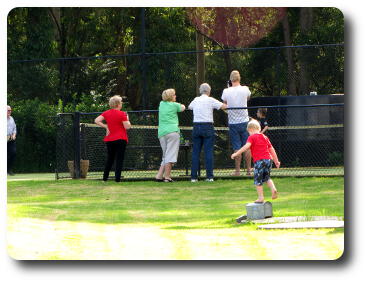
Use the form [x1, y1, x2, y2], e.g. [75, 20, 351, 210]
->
[7, 177, 344, 260]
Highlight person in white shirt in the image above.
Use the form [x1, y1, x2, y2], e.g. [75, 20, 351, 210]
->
[7, 105, 17, 175]
[221, 70, 252, 176]
[188, 83, 227, 182]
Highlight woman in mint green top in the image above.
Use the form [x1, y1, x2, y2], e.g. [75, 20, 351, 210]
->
[155, 89, 186, 182]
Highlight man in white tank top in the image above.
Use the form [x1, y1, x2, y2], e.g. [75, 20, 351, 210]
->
[221, 70, 252, 176]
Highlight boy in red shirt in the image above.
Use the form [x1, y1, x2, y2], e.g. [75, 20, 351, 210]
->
[231, 119, 280, 203]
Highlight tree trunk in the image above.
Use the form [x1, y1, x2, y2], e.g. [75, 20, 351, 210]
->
[223, 48, 232, 77]
[196, 31, 205, 96]
[49, 8, 68, 105]
[116, 41, 129, 105]
[281, 13, 297, 95]
[299, 8, 313, 95]
[213, 8, 232, 77]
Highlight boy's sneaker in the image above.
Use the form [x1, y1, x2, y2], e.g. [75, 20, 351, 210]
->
[191, 179, 198, 182]
[205, 178, 214, 182]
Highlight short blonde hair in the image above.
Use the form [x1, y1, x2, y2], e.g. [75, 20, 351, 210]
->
[230, 70, 241, 82]
[109, 95, 122, 108]
[247, 119, 261, 131]
[162, 89, 176, 101]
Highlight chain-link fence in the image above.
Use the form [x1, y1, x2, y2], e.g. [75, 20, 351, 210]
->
[9, 44, 344, 174]
[56, 103, 343, 180]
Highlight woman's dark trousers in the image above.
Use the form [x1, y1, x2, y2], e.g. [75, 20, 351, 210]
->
[103, 139, 127, 182]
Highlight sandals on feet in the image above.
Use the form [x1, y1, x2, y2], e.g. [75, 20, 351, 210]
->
[164, 178, 174, 182]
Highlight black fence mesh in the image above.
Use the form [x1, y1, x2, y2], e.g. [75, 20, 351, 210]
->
[9, 44, 344, 110]
[55, 113, 75, 178]
[56, 103, 344, 180]
[134, 45, 344, 108]
[9, 45, 343, 174]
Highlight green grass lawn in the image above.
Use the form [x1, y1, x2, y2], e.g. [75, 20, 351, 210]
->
[7, 177, 344, 260]
[53, 166, 344, 180]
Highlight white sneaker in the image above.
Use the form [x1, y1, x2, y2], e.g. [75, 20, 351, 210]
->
[191, 179, 198, 182]
[205, 178, 214, 182]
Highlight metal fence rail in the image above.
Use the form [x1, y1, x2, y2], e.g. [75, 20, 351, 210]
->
[55, 103, 344, 180]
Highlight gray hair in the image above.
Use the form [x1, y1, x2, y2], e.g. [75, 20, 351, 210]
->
[199, 83, 211, 95]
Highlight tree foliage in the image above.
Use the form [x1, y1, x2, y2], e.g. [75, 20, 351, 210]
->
[8, 7, 344, 105]
[7, 7, 344, 172]
[186, 7, 287, 48]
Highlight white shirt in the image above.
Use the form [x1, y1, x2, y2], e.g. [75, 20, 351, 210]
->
[7, 116, 17, 136]
[188, 94, 223, 123]
[221, 85, 251, 124]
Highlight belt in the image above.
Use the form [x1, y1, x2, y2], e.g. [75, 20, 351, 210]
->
[193, 122, 213, 125]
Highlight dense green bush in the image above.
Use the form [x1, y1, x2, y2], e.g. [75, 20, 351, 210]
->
[11, 99, 59, 172]
[10, 98, 112, 173]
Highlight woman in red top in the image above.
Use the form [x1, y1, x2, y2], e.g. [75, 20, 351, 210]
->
[231, 119, 280, 203]
[95, 95, 131, 182]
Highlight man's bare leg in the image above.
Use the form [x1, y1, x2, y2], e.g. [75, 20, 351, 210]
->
[232, 150, 241, 176]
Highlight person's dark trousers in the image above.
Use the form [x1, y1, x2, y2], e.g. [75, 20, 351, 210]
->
[7, 140, 16, 174]
[103, 139, 127, 182]
[191, 123, 215, 180]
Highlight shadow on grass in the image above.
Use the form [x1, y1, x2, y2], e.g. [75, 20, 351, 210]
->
[163, 225, 227, 230]
[9, 200, 246, 228]
[327, 228, 344, 235]
[162, 219, 258, 230]
[7, 177, 344, 228]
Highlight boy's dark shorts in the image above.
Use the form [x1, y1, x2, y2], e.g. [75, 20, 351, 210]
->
[253, 159, 272, 186]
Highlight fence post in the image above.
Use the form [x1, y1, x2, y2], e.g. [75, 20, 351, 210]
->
[73, 111, 81, 179]
[140, 7, 148, 110]
[276, 48, 281, 96]
[55, 114, 60, 180]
